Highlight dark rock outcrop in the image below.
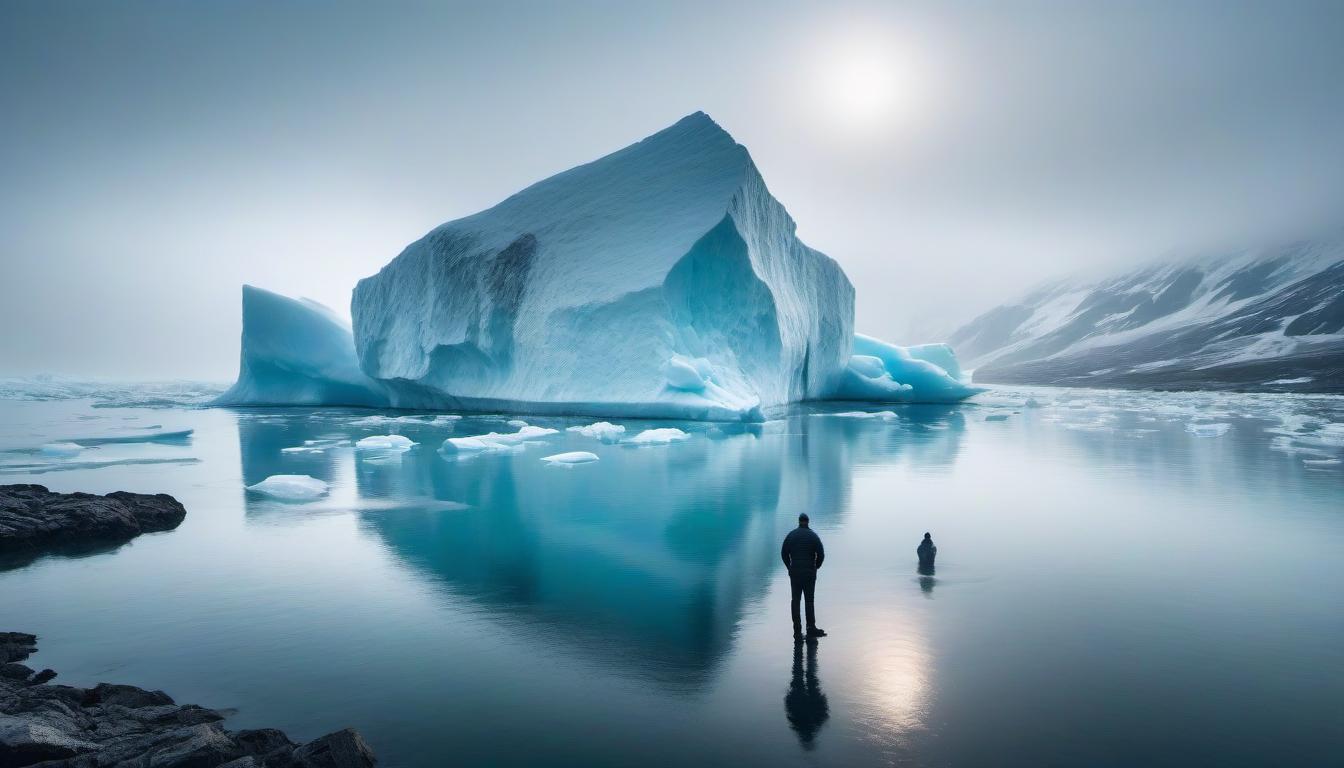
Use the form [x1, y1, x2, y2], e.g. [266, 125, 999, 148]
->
[0, 633, 375, 768]
[0, 485, 187, 569]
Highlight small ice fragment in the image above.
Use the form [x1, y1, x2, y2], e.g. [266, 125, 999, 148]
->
[40, 442, 83, 457]
[431, 415, 462, 424]
[1302, 458, 1341, 466]
[355, 435, 417, 451]
[566, 422, 626, 443]
[541, 451, 599, 465]
[1024, 397, 1042, 408]
[627, 428, 690, 445]
[1186, 423, 1231, 437]
[830, 410, 896, 420]
[246, 474, 329, 501]
[507, 419, 530, 428]
[985, 414, 1010, 422]
[440, 424, 559, 454]
[441, 435, 509, 453]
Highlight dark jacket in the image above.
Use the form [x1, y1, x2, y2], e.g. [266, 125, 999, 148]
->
[917, 539, 937, 565]
[781, 526, 825, 574]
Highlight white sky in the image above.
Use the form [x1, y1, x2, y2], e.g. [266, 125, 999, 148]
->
[3, 0, 1342, 379]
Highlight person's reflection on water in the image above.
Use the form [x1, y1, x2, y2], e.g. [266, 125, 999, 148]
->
[918, 562, 936, 597]
[784, 639, 830, 749]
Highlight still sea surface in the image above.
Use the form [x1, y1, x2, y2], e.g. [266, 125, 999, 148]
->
[1, 384, 1341, 767]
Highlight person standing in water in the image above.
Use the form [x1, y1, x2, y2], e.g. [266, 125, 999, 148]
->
[917, 532, 937, 570]
[781, 513, 827, 641]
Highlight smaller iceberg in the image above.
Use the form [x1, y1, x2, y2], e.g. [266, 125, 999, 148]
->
[835, 334, 986, 403]
[216, 285, 389, 408]
[246, 474, 330, 501]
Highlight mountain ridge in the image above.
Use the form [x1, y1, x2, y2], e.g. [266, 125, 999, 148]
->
[948, 236, 1344, 392]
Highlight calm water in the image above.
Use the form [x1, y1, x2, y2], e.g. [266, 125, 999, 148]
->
[2, 387, 1341, 766]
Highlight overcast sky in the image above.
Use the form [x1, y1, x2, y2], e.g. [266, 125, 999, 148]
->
[3, 0, 1343, 379]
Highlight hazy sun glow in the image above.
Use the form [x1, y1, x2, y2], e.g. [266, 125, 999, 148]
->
[805, 22, 932, 136]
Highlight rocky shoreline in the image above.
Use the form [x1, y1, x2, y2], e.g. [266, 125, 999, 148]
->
[0, 485, 187, 570]
[0, 632, 375, 767]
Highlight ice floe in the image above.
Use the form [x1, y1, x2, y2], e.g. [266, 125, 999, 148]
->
[40, 443, 83, 457]
[1186, 423, 1232, 437]
[355, 435, 417, 452]
[440, 425, 560, 454]
[245, 474, 330, 501]
[541, 451, 600, 465]
[566, 422, 626, 443]
[626, 428, 690, 445]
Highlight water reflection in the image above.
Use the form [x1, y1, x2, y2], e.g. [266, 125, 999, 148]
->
[784, 640, 829, 749]
[917, 564, 935, 598]
[232, 407, 969, 689]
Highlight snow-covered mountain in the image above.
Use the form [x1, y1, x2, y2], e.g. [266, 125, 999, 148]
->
[949, 237, 1344, 392]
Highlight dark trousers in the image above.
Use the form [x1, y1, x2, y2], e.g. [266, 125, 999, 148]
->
[789, 569, 817, 633]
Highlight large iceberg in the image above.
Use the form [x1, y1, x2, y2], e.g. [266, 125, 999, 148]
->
[220, 113, 982, 418]
[351, 112, 854, 421]
[215, 285, 389, 407]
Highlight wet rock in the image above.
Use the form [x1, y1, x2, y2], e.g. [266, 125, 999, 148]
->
[0, 634, 37, 665]
[0, 711, 98, 764]
[0, 632, 376, 768]
[0, 485, 187, 569]
[293, 728, 376, 768]
[0, 665, 32, 683]
[83, 682, 175, 709]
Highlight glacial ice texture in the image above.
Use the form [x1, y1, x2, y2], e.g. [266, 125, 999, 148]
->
[352, 112, 855, 421]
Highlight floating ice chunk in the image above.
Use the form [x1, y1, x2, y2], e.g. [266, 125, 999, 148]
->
[1302, 458, 1341, 467]
[1267, 377, 1313, 385]
[1185, 423, 1231, 437]
[507, 419, 530, 428]
[626, 428, 690, 445]
[355, 435, 417, 451]
[985, 414, 1010, 422]
[441, 434, 511, 453]
[440, 425, 559, 454]
[282, 438, 349, 454]
[496, 425, 559, 443]
[567, 421, 626, 443]
[40, 442, 83, 457]
[829, 410, 896, 420]
[541, 451, 600, 465]
[1024, 398, 1043, 408]
[61, 428, 194, 446]
[246, 474, 329, 501]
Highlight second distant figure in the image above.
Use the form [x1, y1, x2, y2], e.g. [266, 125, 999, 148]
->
[782, 513, 827, 641]
[917, 532, 937, 570]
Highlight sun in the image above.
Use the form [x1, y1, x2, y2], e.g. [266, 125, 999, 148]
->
[805, 23, 931, 136]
